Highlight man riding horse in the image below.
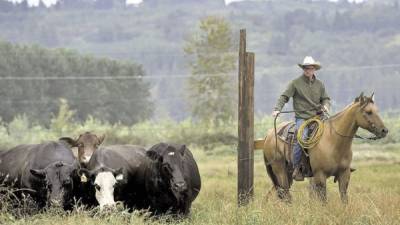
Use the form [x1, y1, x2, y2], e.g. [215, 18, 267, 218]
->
[272, 56, 330, 181]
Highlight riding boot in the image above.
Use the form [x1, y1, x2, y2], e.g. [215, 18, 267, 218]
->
[292, 166, 304, 181]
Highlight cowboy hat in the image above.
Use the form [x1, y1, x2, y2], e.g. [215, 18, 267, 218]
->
[298, 56, 321, 70]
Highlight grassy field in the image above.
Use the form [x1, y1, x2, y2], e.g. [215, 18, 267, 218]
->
[1, 144, 399, 225]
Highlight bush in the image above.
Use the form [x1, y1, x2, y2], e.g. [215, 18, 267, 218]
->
[0, 100, 397, 151]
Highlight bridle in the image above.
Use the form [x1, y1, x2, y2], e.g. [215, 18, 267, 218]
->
[330, 104, 382, 140]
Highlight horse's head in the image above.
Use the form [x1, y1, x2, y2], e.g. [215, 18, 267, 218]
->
[354, 92, 388, 138]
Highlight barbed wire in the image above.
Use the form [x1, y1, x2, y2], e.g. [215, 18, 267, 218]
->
[0, 86, 395, 105]
[0, 63, 398, 81]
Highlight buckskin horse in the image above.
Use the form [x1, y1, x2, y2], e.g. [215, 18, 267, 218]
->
[254, 93, 388, 203]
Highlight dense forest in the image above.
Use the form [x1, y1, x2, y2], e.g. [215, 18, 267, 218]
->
[0, 0, 399, 122]
[0, 41, 152, 124]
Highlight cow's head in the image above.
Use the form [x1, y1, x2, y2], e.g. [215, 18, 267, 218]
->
[60, 132, 105, 165]
[30, 161, 79, 208]
[146, 143, 188, 201]
[78, 167, 125, 210]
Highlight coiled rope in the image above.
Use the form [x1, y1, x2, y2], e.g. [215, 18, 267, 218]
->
[296, 116, 324, 150]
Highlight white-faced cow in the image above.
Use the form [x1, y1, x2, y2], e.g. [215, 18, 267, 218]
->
[77, 145, 148, 210]
[0, 141, 80, 209]
[60, 132, 105, 166]
[77, 143, 201, 216]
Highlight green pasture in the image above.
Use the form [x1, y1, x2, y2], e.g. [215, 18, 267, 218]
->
[1, 144, 399, 225]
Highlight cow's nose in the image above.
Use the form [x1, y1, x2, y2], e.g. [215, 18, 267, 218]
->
[382, 128, 388, 134]
[82, 155, 91, 163]
[50, 199, 62, 207]
[174, 182, 187, 192]
[100, 203, 116, 211]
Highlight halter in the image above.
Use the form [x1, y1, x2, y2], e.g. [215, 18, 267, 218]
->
[330, 103, 381, 140]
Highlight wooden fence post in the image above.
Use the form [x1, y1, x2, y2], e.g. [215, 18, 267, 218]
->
[238, 29, 255, 206]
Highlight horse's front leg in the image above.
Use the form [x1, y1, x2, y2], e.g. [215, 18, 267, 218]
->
[337, 168, 351, 204]
[310, 172, 327, 203]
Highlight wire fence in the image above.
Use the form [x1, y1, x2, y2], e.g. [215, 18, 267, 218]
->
[0, 63, 399, 80]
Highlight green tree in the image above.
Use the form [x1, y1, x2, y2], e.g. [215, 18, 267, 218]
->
[184, 16, 236, 126]
[0, 41, 153, 125]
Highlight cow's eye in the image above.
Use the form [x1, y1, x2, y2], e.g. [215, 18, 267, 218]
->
[163, 164, 172, 173]
[78, 143, 84, 148]
[95, 184, 101, 191]
[63, 179, 71, 186]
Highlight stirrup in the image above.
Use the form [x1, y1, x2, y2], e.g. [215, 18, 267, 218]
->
[292, 168, 304, 181]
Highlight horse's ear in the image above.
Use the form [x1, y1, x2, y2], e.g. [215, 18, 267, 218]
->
[370, 92, 375, 103]
[358, 92, 365, 105]
[355, 92, 363, 102]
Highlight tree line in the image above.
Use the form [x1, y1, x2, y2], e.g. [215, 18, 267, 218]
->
[0, 41, 153, 125]
[0, 0, 399, 120]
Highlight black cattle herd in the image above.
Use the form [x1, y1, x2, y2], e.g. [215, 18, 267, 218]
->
[0, 132, 201, 216]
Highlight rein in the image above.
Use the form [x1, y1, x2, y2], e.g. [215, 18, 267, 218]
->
[268, 107, 319, 167]
[268, 105, 381, 166]
[329, 116, 380, 141]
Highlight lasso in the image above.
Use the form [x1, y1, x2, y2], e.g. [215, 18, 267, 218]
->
[296, 116, 324, 150]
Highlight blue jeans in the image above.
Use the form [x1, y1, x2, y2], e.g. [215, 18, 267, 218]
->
[293, 118, 308, 167]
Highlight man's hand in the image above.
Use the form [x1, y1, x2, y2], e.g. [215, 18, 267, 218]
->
[322, 105, 330, 114]
[272, 110, 280, 117]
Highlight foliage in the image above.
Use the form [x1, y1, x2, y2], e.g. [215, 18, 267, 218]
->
[0, 1, 400, 120]
[0, 99, 399, 150]
[50, 98, 77, 136]
[0, 41, 153, 125]
[184, 16, 236, 126]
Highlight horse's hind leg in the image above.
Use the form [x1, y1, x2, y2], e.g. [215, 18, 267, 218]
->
[269, 161, 292, 203]
[337, 169, 351, 204]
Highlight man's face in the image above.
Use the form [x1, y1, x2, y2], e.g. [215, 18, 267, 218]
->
[303, 66, 316, 78]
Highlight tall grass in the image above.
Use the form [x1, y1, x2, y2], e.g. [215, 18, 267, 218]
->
[0, 103, 399, 224]
[1, 147, 399, 225]
[0, 102, 398, 150]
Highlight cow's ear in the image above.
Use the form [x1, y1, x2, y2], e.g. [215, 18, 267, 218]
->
[179, 145, 186, 156]
[77, 168, 91, 183]
[113, 168, 124, 182]
[97, 134, 105, 145]
[30, 169, 46, 179]
[146, 150, 161, 161]
[59, 137, 78, 147]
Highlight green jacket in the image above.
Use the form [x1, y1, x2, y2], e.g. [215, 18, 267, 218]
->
[274, 74, 330, 119]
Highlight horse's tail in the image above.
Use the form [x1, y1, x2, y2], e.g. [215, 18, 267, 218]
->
[264, 155, 279, 188]
[254, 139, 265, 150]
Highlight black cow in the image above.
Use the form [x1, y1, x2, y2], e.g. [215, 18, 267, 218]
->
[143, 143, 201, 215]
[0, 141, 80, 209]
[78, 143, 201, 216]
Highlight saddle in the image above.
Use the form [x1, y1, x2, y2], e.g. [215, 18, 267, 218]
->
[276, 122, 313, 178]
[277, 122, 297, 145]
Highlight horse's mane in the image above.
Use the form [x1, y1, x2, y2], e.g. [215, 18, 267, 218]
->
[326, 102, 356, 121]
[327, 96, 374, 122]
